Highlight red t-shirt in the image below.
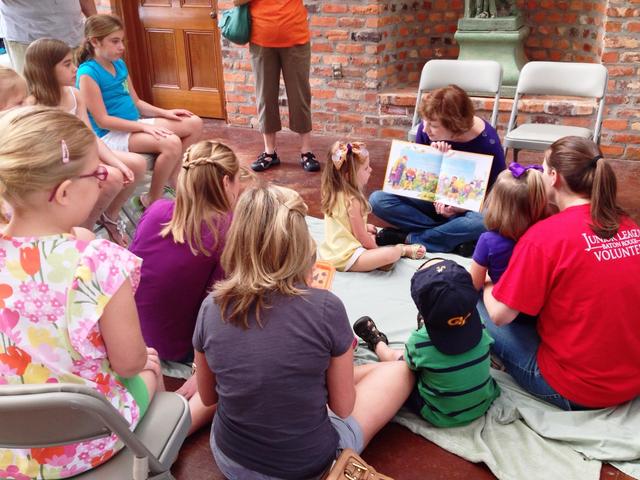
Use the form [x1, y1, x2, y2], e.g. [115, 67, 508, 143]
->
[250, 0, 310, 48]
[493, 204, 640, 407]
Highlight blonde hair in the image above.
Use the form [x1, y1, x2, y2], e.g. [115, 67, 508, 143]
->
[24, 38, 72, 107]
[77, 14, 124, 64]
[214, 185, 314, 329]
[483, 168, 548, 241]
[160, 140, 239, 256]
[0, 106, 96, 208]
[0, 67, 27, 110]
[321, 141, 370, 217]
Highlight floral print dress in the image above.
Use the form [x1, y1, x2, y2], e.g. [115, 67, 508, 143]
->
[0, 234, 142, 479]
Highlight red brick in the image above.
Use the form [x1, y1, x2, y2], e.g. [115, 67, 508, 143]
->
[603, 119, 628, 131]
[612, 134, 640, 144]
[311, 16, 337, 27]
[599, 144, 625, 156]
[321, 4, 348, 14]
[601, 51, 619, 63]
[608, 66, 635, 76]
[626, 147, 640, 160]
[336, 44, 365, 54]
[380, 127, 407, 139]
[628, 22, 640, 32]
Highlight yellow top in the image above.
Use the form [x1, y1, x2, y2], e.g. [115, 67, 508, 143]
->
[319, 192, 366, 271]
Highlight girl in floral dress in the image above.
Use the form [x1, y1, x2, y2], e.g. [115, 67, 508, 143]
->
[0, 106, 161, 479]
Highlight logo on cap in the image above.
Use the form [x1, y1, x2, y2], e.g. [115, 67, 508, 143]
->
[447, 312, 471, 327]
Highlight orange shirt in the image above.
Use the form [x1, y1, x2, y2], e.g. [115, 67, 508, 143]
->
[249, 0, 310, 47]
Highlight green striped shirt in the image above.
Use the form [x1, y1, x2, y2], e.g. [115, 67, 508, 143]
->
[405, 328, 499, 428]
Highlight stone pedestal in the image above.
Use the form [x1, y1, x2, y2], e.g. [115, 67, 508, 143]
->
[454, 24, 529, 98]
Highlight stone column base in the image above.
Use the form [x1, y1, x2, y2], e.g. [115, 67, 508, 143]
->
[454, 26, 530, 98]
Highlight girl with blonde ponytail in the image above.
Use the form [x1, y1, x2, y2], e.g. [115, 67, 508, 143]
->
[483, 136, 640, 411]
[130, 140, 245, 434]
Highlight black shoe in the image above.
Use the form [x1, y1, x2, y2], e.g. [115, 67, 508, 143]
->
[453, 241, 477, 258]
[300, 152, 320, 172]
[251, 152, 280, 172]
[375, 228, 407, 247]
[353, 316, 389, 352]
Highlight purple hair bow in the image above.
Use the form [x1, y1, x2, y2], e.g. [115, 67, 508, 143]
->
[508, 162, 543, 179]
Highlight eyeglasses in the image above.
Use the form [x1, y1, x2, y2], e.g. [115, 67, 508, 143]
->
[48, 165, 109, 202]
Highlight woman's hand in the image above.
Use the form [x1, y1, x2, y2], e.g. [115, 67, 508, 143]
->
[434, 201, 465, 218]
[161, 109, 194, 121]
[430, 141, 452, 153]
[141, 123, 174, 140]
[176, 374, 198, 400]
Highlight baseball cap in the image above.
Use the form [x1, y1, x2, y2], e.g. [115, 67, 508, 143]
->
[410, 258, 482, 355]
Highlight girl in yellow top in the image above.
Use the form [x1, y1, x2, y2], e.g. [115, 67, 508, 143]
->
[320, 141, 425, 272]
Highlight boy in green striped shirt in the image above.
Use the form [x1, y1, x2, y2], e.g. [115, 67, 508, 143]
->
[354, 258, 499, 427]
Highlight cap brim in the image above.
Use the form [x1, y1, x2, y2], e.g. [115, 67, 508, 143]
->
[425, 308, 483, 355]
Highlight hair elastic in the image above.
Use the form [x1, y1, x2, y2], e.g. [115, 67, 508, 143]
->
[590, 154, 603, 167]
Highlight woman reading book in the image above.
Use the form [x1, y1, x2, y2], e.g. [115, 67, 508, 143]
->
[370, 85, 506, 256]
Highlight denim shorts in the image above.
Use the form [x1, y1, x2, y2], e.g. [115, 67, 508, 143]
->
[211, 414, 364, 480]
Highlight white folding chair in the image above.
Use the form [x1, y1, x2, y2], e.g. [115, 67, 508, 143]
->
[0, 383, 191, 480]
[408, 59, 503, 141]
[504, 61, 608, 157]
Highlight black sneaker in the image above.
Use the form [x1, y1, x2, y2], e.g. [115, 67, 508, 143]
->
[453, 241, 477, 258]
[375, 228, 407, 247]
[353, 316, 389, 352]
[251, 152, 280, 172]
[300, 152, 320, 172]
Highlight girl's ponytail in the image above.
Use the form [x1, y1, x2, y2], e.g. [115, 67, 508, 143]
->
[589, 157, 622, 239]
[75, 38, 95, 65]
[547, 136, 625, 239]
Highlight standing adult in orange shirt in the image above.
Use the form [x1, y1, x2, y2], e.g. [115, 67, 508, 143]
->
[236, 0, 319, 173]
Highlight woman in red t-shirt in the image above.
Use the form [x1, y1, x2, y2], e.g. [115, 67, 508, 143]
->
[483, 136, 640, 410]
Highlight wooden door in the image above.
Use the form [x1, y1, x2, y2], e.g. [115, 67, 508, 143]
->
[134, 0, 226, 118]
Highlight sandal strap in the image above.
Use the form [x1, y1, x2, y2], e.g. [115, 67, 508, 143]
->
[101, 213, 127, 236]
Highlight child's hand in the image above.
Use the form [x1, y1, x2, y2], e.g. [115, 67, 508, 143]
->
[175, 374, 198, 400]
[366, 223, 377, 235]
[142, 124, 174, 140]
[111, 160, 135, 185]
[162, 109, 194, 121]
[430, 141, 452, 153]
[143, 347, 162, 377]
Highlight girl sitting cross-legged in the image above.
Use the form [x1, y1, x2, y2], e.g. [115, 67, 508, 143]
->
[319, 141, 425, 272]
[193, 185, 415, 480]
[0, 107, 162, 479]
[24, 37, 146, 246]
[77, 14, 203, 210]
[130, 140, 245, 434]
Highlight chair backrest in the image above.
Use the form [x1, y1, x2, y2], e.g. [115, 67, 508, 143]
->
[506, 61, 608, 141]
[411, 59, 503, 130]
[0, 383, 166, 474]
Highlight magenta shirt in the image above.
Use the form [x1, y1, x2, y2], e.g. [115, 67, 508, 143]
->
[130, 199, 231, 361]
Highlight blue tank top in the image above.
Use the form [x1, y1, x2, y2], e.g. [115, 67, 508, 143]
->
[77, 58, 140, 137]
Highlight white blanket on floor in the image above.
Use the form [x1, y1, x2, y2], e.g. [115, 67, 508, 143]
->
[306, 216, 640, 480]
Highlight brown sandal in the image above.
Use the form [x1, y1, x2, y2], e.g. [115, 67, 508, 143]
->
[401, 243, 426, 260]
[99, 213, 130, 247]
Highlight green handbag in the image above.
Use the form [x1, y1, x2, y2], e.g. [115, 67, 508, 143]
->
[218, 4, 251, 45]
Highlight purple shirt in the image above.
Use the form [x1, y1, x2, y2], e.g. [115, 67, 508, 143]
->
[130, 199, 231, 361]
[416, 119, 506, 190]
[472, 230, 515, 283]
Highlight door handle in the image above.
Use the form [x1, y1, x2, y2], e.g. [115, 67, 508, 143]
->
[210, 11, 217, 19]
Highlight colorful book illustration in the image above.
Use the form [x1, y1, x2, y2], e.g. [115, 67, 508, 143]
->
[310, 261, 336, 290]
[382, 140, 494, 212]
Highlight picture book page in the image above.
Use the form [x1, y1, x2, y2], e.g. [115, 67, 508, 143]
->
[382, 140, 443, 202]
[435, 150, 493, 212]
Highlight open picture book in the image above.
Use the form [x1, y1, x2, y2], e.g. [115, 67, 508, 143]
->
[382, 140, 494, 212]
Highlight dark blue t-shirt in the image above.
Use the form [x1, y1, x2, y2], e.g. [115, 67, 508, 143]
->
[193, 289, 354, 479]
[416, 119, 506, 190]
[472, 230, 515, 283]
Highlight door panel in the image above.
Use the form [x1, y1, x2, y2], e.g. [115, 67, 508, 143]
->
[137, 0, 225, 118]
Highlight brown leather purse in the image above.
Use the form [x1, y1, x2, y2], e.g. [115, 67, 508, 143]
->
[322, 449, 393, 480]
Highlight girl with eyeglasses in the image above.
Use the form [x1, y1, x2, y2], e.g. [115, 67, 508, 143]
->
[0, 107, 162, 478]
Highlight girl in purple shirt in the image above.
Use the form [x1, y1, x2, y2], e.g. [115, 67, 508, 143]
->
[130, 140, 242, 433]
[470, 163, 547, 290]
